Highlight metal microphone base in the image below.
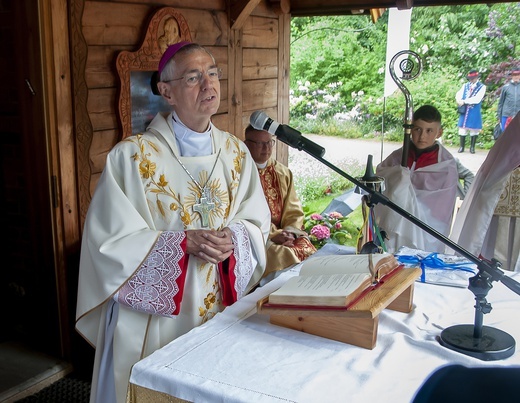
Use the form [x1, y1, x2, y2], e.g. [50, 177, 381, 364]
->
[439, 324, 515, 361]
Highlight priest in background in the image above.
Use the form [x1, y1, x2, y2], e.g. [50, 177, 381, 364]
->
[245, 124, 316, 284]
[75, 42, 270, 403]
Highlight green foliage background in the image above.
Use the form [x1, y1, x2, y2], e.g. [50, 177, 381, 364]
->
[290, 3, 520, 148]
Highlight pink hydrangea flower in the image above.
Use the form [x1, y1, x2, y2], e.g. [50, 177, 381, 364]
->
[328, 211, 343, 219]
[310, 224, 330, 240]
[335, 222, 342, 229]
[310, 213, 323, 221]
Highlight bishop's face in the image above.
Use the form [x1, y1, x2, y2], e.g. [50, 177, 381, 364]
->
[158, 49, 221, 132]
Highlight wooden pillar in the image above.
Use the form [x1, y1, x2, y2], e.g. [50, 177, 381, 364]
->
[229, 29, 244, 139]
[275, 12, 290, 165]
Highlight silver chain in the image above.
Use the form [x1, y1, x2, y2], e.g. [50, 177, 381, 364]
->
[171, 148, 221, 194]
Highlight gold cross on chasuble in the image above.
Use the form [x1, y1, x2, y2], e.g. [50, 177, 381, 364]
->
[193, 192, 215, 228]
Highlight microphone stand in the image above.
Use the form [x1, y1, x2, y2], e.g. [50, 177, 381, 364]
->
[285, 138, 520, 361]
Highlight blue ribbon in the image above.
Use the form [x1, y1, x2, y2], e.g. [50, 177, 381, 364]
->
[396, 253, 476, 283]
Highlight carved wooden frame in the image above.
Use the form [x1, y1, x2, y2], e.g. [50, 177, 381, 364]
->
[116, 7, 192, 138]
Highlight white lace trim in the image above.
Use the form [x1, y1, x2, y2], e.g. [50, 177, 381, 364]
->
[117, 231, 185, 317]
[229, 222, 253, 299]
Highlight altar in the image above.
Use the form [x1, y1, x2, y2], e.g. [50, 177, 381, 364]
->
[127, 268, 520, 403]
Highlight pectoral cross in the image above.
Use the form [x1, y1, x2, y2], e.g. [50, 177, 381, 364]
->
[193, 188, 215, 228]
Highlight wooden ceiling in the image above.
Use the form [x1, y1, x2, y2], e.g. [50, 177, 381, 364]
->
[265, 0, 512, 16]
[231, 0, 512, 29]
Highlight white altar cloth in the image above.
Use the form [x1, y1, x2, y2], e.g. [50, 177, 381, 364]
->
[128, 268, 520, 403]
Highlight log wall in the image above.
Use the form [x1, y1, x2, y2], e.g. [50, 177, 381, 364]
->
[72, 0, 290, 222]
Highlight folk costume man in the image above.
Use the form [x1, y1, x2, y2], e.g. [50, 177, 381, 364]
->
[245, 124, 316, 282]
[75, 42, 271, 403]
[456, 69, 486, 153]
[374, 105, 458, 253]
[497, 68, 520, 132]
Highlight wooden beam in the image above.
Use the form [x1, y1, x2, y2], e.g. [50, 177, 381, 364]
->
[230, 0, 262, 30]
[370, 8, 386, 23]
[276, 12, 290, 165]
[228, 29, 244, 139]
[396, 0, 414, 9]
[268, 0, 291, 14]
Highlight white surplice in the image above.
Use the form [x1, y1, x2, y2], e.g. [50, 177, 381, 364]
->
[449, 114, 520, 270]
[75, 112, 270, 403]
[374, 143, 458, 253]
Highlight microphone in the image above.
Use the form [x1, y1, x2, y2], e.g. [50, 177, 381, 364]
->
[250, 111, 325, 158]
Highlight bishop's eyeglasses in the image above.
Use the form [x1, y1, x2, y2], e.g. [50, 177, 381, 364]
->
[163, 67, 223, 87]
[245, 139, 276, 148]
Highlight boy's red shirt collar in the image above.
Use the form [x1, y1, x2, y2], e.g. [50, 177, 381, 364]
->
[407, 143, 439, 169]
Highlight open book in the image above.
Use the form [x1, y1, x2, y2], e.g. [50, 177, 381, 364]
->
[267, 253, 401, 308]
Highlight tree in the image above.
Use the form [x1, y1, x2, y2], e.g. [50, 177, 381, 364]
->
[290, 3, 520, 147]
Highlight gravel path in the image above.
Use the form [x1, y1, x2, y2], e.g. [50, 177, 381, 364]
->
[289, 135, 488, 176]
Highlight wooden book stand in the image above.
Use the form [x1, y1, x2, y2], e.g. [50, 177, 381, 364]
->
[257, 267, 421, 349]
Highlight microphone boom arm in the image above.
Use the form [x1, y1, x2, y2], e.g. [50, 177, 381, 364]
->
[306, 151, 520, 297]
[296, 144, 519, 358]
[251, 107, 519, 357]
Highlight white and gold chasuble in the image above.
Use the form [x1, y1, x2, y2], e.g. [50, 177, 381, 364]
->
[75, 112, 270, 403]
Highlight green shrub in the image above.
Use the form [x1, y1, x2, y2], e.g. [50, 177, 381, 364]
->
[290, 5, 520, 152]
